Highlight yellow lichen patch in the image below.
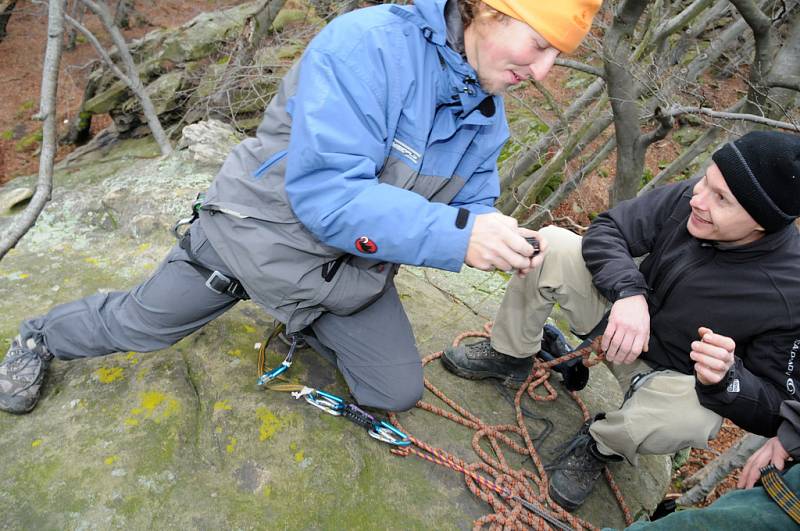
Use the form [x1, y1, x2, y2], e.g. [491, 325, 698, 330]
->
[215, 426, 223, 434]
[256, 407, 283, 441]
[262, 486, 272, 498]
[84, 257, 100, 266]
[31, 439, 42, 448]
[95, 366, 124, 384]
[125, 352, 139, 365]
[137, 243, 152, 253]
[226, 437, 237, 454]
[213, 400, 232, 413]
[242, 324, 256, 334]
[143, 263, 155, 271]
[227, 349, 242, 358]
[294, 451, 304, 463]
[130, 407, 143, 415]
[289, 442, 297, 451]
[136, 367, 150, 381]
[18, 273, 29, 280]
[139, 390, 181, 422]
[104, 456, 118, 465]
[124, 418, 139, 427]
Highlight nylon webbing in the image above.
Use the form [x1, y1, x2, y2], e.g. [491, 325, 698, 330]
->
[761, 464, 800, 524]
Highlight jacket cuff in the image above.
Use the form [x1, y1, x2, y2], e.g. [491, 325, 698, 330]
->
[615, 288, 647, 301]
[778, 421, 800, 460]
[695, 363, 738, 396]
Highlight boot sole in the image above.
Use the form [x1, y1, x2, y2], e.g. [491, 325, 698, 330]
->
[440, 353, 526, 389]
[0, 394, 37, 414]
[548, 484, 581, 512]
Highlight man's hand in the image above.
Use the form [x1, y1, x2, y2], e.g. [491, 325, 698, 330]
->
[690, 327, 735, 385]
[603, 295, 649, 364]
[465, 213, 544, 274]
[737, 436, 790, 489]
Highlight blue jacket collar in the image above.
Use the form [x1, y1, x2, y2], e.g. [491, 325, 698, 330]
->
[391, 0, 499, 122]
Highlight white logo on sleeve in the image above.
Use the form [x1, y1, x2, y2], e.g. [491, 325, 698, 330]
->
[788, 378, 796, 395]
[726, 378, 740, 393]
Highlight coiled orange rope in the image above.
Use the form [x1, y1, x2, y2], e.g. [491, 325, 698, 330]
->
[389, 324, 634, 530]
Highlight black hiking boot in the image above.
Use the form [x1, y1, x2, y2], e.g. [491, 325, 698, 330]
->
[542, 324, 572, 357]
[0, 336, 54, 414]
[546, 415, 622, 511]
[441, 339, 533, 388]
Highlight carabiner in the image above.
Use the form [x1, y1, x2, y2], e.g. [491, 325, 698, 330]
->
[368, 421, 411, 447]
[302, 389, 345, 416]
[257, 361, 291, 386]
[257, 328, 300, 386]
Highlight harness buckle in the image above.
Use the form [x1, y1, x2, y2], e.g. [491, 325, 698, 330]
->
[205, 270, 233, 295]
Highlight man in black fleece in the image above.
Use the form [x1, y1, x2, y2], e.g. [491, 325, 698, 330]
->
[442, 131, 800, 511]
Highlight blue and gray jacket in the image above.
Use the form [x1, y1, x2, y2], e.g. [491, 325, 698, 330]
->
[200, 0, 509, 332]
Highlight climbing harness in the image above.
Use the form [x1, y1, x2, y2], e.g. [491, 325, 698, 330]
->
[173, 192, 250, 300]
[255, 327, 410, 447]
[290, 386, 410, 447]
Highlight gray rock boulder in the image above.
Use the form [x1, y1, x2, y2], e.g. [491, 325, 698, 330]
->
[0, 122, 669, 529]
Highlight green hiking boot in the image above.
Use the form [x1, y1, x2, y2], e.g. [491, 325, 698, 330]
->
[0, 336, 53, 414]
[441, 339, 533, 388]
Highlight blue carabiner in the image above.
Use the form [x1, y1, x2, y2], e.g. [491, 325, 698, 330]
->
[257, 361, 291, 386]
[368, 420, 411, 447]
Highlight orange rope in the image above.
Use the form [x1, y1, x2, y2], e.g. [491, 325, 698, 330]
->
[389, 324, 634, 530]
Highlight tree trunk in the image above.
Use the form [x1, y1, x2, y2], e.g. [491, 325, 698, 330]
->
[0, 0, 17, 43]
[113, 0, 134, 29]
[65, 0, 85, 50]
[604, 0, 650, 207]
[0, 0, 65, 261]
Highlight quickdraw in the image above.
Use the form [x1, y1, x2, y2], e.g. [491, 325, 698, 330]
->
[255, 326, 410, 447]
[290, 386, 411, 447]
[256, 324, 299, 386]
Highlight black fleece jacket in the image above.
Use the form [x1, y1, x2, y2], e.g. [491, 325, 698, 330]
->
[582, 178, 800, 437]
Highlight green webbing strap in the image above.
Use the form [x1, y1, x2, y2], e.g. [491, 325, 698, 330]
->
[760, 464, 800, 524]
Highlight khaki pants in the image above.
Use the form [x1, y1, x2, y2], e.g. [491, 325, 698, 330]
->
[491, 226, 723, 463]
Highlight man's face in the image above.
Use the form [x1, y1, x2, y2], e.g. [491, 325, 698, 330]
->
[463, 14, 560, 95]
[687, 163, 764, 245]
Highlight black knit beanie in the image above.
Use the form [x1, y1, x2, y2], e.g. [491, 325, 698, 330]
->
[711, 131, 800, 232]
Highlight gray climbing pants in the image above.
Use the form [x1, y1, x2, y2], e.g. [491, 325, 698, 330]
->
[19, 222, 423, 412]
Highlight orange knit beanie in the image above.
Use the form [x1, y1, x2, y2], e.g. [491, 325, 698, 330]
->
[481, 0, 602, 53]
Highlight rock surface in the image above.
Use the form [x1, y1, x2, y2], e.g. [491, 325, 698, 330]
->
[0, 123, 670, 529]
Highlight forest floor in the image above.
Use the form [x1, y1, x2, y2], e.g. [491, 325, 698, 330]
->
[0, 0, 747, 513]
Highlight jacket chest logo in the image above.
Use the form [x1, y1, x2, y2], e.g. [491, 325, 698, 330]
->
[391, 138, 421, 164]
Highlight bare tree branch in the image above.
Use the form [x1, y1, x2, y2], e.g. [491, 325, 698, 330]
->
[677, 433, 766, 506]
[76, 0, 172, 155]
[665, 106, 800, 131]
[0, 0, 17, 43]
[554, 58, 604, 78]
[767, 74, 800, 92]
[0, 0, 65, 261]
